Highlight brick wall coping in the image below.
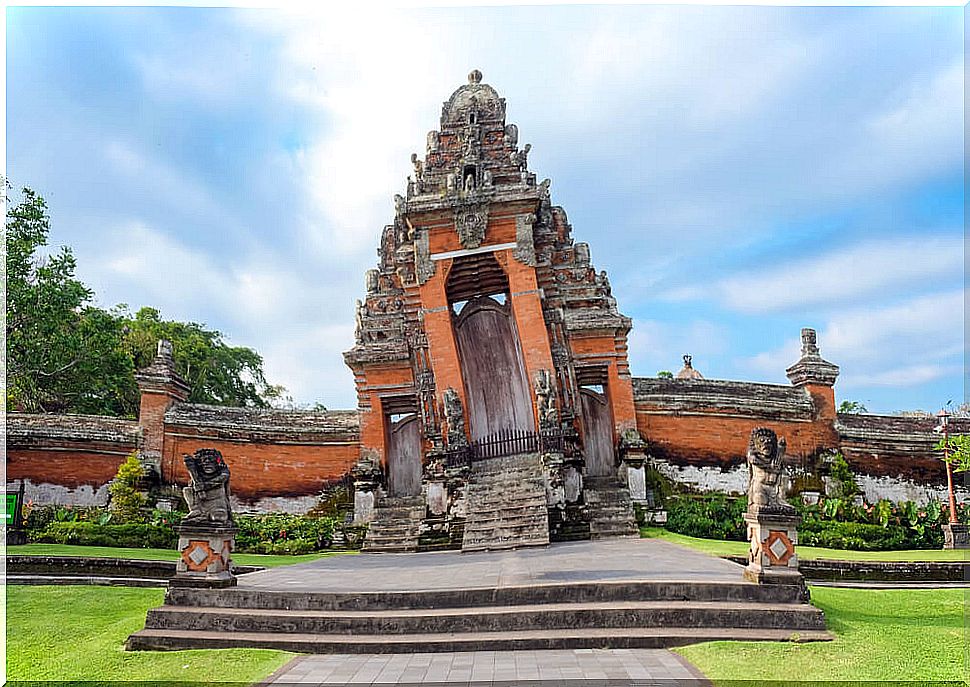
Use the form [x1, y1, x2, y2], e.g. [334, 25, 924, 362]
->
[6, 412, 142, 446]
[164, 403, 360, 439]
[837, 412, 970, 446]
[632, 377, 813, 419]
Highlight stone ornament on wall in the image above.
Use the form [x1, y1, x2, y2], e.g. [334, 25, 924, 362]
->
[513, 213, 537, 266]
[745, 427, 794, 514]
[454, 202, 489, 249]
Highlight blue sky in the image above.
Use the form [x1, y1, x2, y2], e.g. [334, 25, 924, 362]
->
[6, 5, 964, 413]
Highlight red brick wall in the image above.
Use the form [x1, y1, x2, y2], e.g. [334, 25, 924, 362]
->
[7, 446, 132, 490]
[161, 432, 360, 501]
[635, 408, 835, 469]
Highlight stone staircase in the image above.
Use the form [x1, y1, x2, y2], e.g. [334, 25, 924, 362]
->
[126, 579, 831, 652]
[584, 475, 639, 539]
[461, 454, 550, 552]
[362, 496, 424, 553]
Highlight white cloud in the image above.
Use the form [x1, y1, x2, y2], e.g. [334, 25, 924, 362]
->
[717, 235, 964, 313]
[740, 289, 965, 388]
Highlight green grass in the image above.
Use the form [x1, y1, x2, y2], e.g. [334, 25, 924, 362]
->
[6, 585, 293, 682]
[640, 526, 969, 562]
[677, 586, 968, 684]
[6, 543, 347, 567]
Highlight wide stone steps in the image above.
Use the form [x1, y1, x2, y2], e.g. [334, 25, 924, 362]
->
[163, 579, 813, 610]
[461, 453, 550, 552]
[141, 600, 825, 635]
[128, 626, 831, 653]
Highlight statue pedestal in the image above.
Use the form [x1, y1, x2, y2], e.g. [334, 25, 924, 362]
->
[172, 524, 238, 588]
[743, 509, 803, 586]
[943, 523, 969, 550]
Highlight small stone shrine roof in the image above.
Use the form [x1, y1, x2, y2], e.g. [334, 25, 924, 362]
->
[675, 354, 704, 380]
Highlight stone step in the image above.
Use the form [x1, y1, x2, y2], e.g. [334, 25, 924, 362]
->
[127, 626, 832, 653]
[144, 600, 826, 635]
[163, 580, 813, 611]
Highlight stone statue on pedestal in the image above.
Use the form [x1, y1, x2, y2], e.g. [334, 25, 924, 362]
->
[182, 448, 232, 525]
[174, 448, 237, 588]
[742, 428, 804, 592]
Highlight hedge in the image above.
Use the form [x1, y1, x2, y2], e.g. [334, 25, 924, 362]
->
[37, 522, 177, 549]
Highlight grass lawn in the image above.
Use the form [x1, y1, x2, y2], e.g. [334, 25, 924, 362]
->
[6, 585, 293, 682]
[6, 543, 348, 568]
[677, 586, 967, 684]
[640, 526, 969, 562]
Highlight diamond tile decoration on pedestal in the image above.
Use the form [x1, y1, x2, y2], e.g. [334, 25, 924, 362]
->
[173, 526, 238, 588]
[765, 530, 794, 565]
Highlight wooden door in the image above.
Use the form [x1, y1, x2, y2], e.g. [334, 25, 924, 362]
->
[387, 413, 422, 497]
[453, 296, 535, 442]
[581, 387, 615, 477]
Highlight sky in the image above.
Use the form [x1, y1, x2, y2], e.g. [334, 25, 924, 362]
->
[5, 4, 965, 414]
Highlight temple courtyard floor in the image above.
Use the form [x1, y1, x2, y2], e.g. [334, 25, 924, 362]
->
[238, 537, 744, 592]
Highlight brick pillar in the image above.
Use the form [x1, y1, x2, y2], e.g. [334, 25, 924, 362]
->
[786, 328, 840, 446]
[417, 258, 466, 426]
[135, 340, 190, 477]
[497, 249, 555, 423]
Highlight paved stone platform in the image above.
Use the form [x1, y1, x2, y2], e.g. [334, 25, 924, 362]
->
[264, 648, 709, 685]
[239, 538, 744, 593]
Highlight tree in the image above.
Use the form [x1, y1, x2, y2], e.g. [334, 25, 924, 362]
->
[122, 306, 276, 408]
[935, 434, 970, 526]
[5, 185, 136, 415]
[6, 184, 286, 416]
[657, 370, 674, 379]
[838, 400, 868, 414]
[108, 453, 148, 523]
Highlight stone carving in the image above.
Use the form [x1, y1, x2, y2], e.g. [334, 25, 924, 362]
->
[454, 203, 488, 249]
[443, 388, 468, 448]
[365, 269, 380, 295]
[414, 230, 435, 285]
[394, 194, 406, 216]
[427, 130, 440, 153]
[533, 369, 558, 429]
[505, 123, 518, 146]
[745, 428, 793, 514]
[513, 213, 537, 266]
[182, 448, 232, 526]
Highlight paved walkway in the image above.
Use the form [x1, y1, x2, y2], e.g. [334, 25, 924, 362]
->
[264, 648, 709, 685]
[239, 538, 745, 593]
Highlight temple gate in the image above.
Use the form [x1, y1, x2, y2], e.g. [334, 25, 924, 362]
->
[344, 71, 645, 551]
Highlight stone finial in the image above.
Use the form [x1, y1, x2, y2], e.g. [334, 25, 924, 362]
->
[468, 69, 482, 84]
[800, 328, 819, 358]
[157, 339, 174, 359]
[786, 328, 839, 387]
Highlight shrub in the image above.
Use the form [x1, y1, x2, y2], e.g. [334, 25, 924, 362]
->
[37, 521, 177, 548]
[108, 453, 148, 523]
[665, 493, 747, 541]
[233, 513, 338, 554]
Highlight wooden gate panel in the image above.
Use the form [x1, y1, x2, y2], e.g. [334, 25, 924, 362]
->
[454, 297, 535, 442]
[581, 388, 615, 477]
[387, 414, 422, 497]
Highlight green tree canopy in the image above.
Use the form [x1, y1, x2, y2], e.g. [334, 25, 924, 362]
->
[6, 184, 283, 416]
[123, 306, 274, 408]
[6, 185, 136, 415]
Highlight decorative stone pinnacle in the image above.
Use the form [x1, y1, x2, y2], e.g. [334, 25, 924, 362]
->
[800, 328, 819, 358]
[786, 328, 839, 387]
[468, 69, 482, 84]
[675, 354, 704, 380]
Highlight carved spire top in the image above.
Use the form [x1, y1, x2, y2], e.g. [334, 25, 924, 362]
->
[468, 69, 483, 84]
[786, 327, 839, 387]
